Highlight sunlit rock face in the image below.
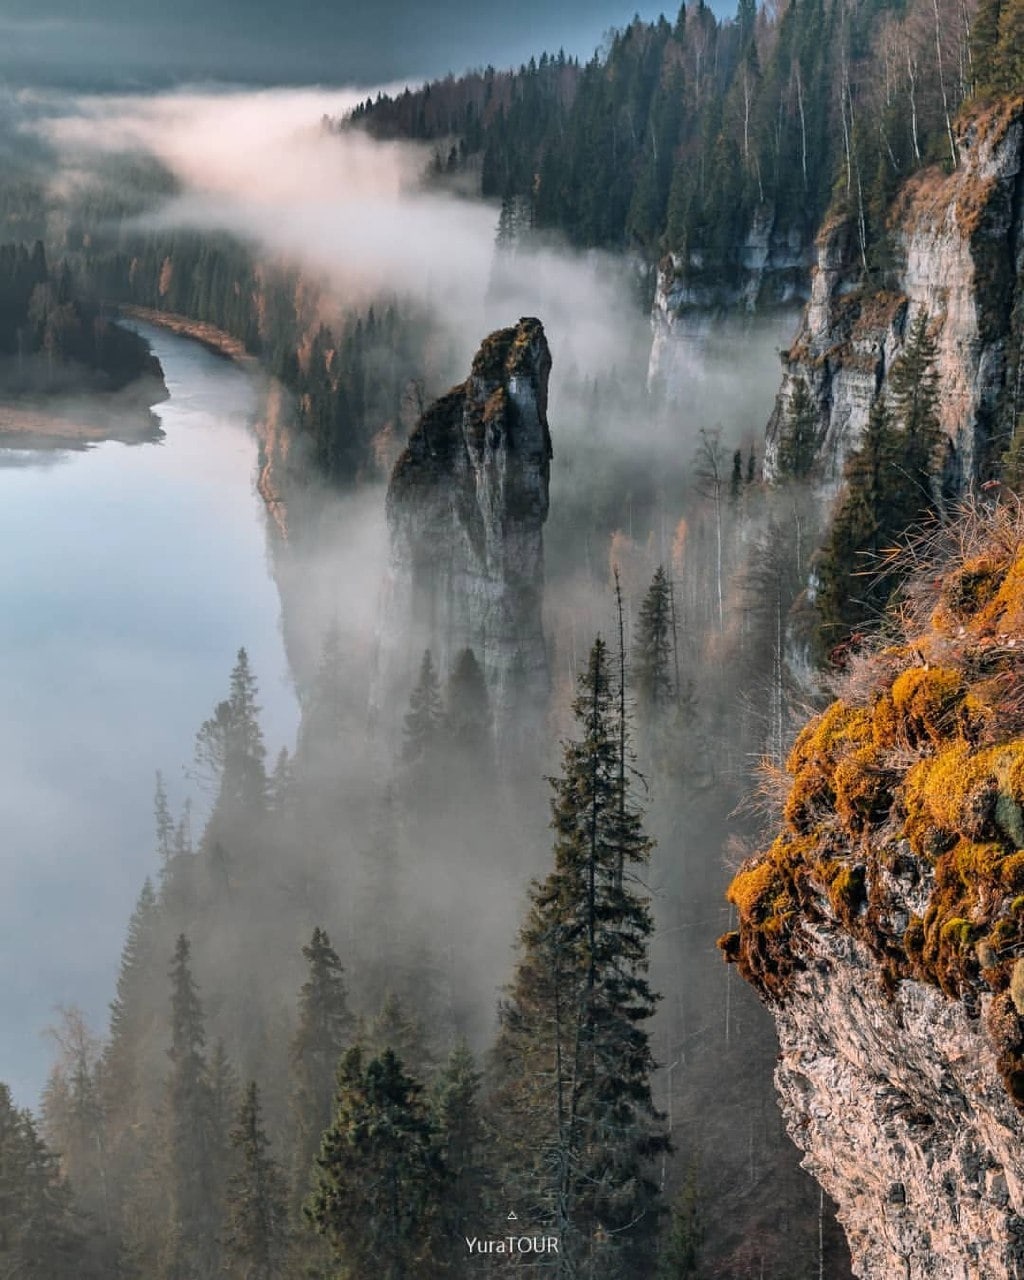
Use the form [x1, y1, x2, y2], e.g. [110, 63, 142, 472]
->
[764, 98, 1024, 489]
[772, 919, 1024, 1280]
[380, 317, 552, 755]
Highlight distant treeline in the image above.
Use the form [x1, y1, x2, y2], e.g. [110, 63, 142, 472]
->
[84, 235, 443, 484]
[0, 239, 159, 391]
[348, 0, 1013, 289]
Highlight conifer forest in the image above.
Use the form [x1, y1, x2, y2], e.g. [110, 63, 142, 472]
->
[1, 0, 1024, 1278]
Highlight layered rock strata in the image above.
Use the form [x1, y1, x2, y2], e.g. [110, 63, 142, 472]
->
[764, 97, 1024, 488]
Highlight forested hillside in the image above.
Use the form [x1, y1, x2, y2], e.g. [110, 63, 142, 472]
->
[0, 239, 161, 393]
[1, 0, 1023, 1274]
[348, 0, 1019, 289]
[82, 235, 445, 484]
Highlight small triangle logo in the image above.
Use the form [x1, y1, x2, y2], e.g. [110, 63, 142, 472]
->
[507, 1210, 518, 1221]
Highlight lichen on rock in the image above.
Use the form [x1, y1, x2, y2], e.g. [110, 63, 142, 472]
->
[722, 503, 1024, 1278]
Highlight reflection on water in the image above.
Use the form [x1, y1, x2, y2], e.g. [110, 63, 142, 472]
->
[0, 325, 299, 1107]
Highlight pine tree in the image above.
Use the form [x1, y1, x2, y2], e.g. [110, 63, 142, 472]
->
[401, 649, 444, 764]
[815, 314, 942, 658]
[492, 636, 667, 1276]
[445, 647, 491, 758]
[368, 992, 432, 1071]
[194, 647, 267, 822]
[160, 935, 221, 1280]
[289, 928, 354, 1208]
[306, 1047, 448, 1279]
[888, 309, 941, 519]
[778, 376, 818, 480]
[0, 1083, 93, 1279]
[433, 1041, 492, 1250]
[154, 771, 175, 866]
[634, 566, 675, 718]
[223, 1082, 289, 1279]
[658, 1163, 705, 1278]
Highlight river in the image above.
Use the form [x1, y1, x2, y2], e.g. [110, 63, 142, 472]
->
[0, 325, 299, 1107]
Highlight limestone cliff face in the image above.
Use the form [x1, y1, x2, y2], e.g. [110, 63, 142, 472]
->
[648, 210, 812, 393]
[380, 318, 552, 752]
[768, 888, 1024, 1280]
[764, 97, 1024, 488]
[722, 518, 1024, 1278]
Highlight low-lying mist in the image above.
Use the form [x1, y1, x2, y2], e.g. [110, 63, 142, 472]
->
[9, 80, 806, 1086]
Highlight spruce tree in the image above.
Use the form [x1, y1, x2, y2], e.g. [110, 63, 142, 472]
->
[100, 877, 162, 1229]
[658, 1163, 705, 1278]
[402, 649, 444, 764]
[815, 314, 941, 658]
[814, 397, 898, 655]
[223, 1082, 289, 1279]
[161, 935, 221, 1280]
[634, 566, 675, 718]
[492, 636, 667, 1276]
[299, 622, 348, 762]
[445, 647, 491, 759]
[289, 928, 354, 1207]
[778, 376, 818, 480]
[306, 1047, 448, 1279]
[433, 1040, 492, 1252]
[971, 0, 1002, 89]
[889, 309, 941, 520]
[194, 647, 267, 822]
[0, 1083, 92, 1279]
[368, 991, 433, 1071]
[154, 772, 174, 866]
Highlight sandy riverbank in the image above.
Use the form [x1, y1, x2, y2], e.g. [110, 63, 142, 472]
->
[120, 306, 258, 366]
[0, 378, 168, 451]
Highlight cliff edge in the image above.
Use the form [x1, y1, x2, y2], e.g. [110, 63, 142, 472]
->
[765, 97, 1024, 490]
[722, 506, 1024, 1278]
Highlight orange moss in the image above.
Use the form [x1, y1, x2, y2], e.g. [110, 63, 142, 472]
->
[933, 554, 1008, 629]
[726, 510, 1024, 1108]
[833, 746, 893, 831]
[1001, 854, 1024, 893]
[890, 666, 966, 747]
[973, 553, 1024, 636]
[785, 702, 873, 834]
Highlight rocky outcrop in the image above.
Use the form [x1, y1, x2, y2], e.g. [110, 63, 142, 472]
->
[648, 209, 812, 394]
[772, 919, 1024, 1280]
[378, 318, 552, 754]
[722, 514, 1024, 1278]
[765, 97, 1024, 488]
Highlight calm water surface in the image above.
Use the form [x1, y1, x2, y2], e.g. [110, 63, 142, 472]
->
[0, 326, 299, 1107]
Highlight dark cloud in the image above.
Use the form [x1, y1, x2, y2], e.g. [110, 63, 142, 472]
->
[0, 2, 714, 88]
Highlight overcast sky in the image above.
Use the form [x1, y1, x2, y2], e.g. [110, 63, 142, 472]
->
[0, 1, 713, 88]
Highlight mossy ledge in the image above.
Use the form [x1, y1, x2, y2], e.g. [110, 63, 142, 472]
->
[721, 506, 1024, 1111]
